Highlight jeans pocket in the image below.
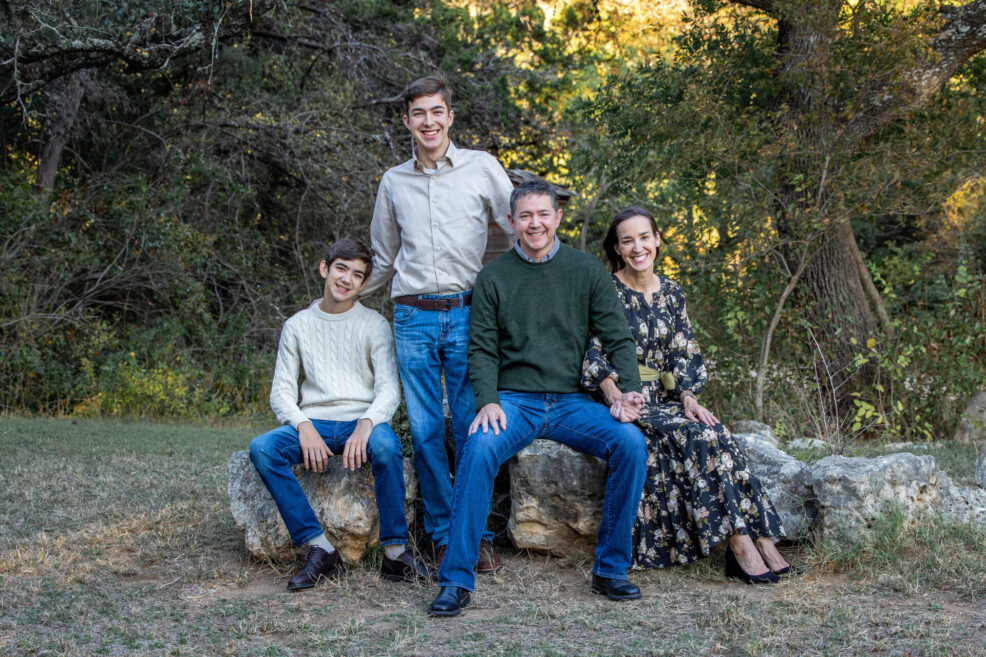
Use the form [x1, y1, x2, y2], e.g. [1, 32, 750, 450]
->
[393, 303, 418, 323]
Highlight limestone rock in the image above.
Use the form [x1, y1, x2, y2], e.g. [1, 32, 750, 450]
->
[227, 450, 418, 562]
[731, 433, 816, 538]
[507, 440, 606, 556]
[954, 391, 986, 444]
[808, 453, 938, 540]
[787, 437, 829, 451]
[977, 442, 986, 489]
[731, 420, 779, 447]
[937, 471, 986, 526]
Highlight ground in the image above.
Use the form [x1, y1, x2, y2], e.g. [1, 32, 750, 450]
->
[1, 416, 984, 656]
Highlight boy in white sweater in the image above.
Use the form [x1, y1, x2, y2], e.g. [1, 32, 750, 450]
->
[249, 238, 435, 590]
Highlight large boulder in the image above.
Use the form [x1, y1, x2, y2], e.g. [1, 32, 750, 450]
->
[954, 391, 986, 444]
[807, 453, 939, 541]
[731, 420, 779, 447]
[937, 471, 986, 526]
[227, 450, 418, 562]
[507, 440, 606, 556]
[731, 432, 816, 538]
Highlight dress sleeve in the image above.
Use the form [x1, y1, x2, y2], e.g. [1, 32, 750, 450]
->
[666, 281, 707, 400]
[581, 336, 618, 390]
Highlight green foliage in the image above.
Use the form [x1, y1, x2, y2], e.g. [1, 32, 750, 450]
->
[565, 1, 986, 442]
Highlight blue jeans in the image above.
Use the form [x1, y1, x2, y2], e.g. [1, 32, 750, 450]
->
[438, 391, 647, 591]
[249, 419, 408, 546]
[393, 295, 493, 546]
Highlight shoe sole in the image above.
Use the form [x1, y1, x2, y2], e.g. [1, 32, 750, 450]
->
[427, 594, 471, 617]
[590, 585, 641, 601]
[380, 572, 438, 583]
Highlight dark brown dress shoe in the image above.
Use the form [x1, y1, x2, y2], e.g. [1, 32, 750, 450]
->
[287, 546, 344, 591]
[380, 548, 438, 582]
[476, 538, 502, 574]
[435, 544, 447, 568]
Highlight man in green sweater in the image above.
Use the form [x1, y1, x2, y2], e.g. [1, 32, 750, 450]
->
[428, 180, 649, 616]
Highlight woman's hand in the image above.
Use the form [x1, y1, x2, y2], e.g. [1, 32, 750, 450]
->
[610, 391, 644, 423]
[683, 395, 719, 427]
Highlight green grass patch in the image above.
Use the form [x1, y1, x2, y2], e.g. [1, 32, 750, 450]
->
[2, 417, 985, 656]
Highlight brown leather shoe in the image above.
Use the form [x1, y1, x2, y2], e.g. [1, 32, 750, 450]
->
[287, 546, 344, 591]
[476, 538, 502, 574]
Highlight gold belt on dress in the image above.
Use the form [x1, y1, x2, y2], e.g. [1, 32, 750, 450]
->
[638, 364, 677, 391]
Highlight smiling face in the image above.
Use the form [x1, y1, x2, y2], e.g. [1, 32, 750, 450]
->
[403, 92, 453, 166]
[318, 257, 368, 313]
[615, 214, 660, 274]
[509, 192, 562, 261]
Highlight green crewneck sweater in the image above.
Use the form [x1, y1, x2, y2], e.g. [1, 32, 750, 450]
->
[469, 242, 641, 410]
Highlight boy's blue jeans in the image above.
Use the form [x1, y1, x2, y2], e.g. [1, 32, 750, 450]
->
[392, 295, 494, 547]
[249, 419, 408, 546]
[438, 391, 648, 591]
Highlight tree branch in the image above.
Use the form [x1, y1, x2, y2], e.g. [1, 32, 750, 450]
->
[0, 0, 278, 105]
[841, 0, 986, 143]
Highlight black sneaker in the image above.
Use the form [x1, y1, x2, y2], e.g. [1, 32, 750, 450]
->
[287, 546, 345, 591]
[380, 547, 438, 582]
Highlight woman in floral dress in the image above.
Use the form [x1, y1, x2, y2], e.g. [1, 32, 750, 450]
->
[582, 206, 793, 583]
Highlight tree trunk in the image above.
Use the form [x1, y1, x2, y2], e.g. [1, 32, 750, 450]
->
[36, 70, 87, 194]
[798, 219, 877, 376]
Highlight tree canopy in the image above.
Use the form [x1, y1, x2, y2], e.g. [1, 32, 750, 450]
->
[2, 0, 984, 442]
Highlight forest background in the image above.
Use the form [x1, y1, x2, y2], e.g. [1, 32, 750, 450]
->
[2, 0, 985, 447]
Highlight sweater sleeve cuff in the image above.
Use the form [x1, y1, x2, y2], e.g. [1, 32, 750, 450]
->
[285, 412, 309, 431]
[475, 390, 501, 412]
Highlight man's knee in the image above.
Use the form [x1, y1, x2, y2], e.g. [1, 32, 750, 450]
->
[249, 434, 276, 469]
[368, 424, 403, 466]
[612, 424, 647, 462]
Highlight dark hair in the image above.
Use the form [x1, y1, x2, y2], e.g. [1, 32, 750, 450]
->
[602, 206, 661, 273]
[323, 238, 373, 280]
[403, 72, 452, 114]
[509, 179, 560, 216]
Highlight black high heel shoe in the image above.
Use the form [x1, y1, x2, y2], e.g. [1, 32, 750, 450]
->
[724, 546, 779, 585]
[753, 542, 802, 577]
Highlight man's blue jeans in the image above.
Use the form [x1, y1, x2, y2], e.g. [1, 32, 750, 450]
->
[249, 419, 408, 547]
[392, 296, 493, 547]
[438, 391, 647, 591]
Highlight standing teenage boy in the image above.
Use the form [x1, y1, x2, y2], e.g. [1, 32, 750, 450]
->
[249, 239, 435, 590]
[361, 73, 514, 572]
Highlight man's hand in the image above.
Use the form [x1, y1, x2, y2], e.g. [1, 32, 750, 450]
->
[683, 395, 719, 427]
[342, 418, 373, 471]
[610, 391, 645, 423]
[299, 421, 332, 472]
[469, 403, 507, 436]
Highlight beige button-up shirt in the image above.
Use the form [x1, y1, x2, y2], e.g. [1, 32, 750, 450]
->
[362, 142, 515, 298]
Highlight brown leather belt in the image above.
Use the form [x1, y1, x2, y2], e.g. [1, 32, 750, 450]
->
[394, 292, 472, 311]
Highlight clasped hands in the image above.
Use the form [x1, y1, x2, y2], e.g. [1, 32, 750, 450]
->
[298, 418, 373, 473]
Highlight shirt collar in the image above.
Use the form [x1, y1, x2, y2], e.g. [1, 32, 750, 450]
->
[514, 238, 560, 263]
[413, 140, 459, 172]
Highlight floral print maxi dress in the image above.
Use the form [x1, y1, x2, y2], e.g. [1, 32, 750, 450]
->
[582, 274, 784, 569]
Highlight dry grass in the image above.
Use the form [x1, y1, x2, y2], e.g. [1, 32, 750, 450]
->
[1, 416, 985, 656]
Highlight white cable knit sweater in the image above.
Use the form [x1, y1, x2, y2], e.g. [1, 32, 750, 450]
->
[268, 302, 400, 429]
